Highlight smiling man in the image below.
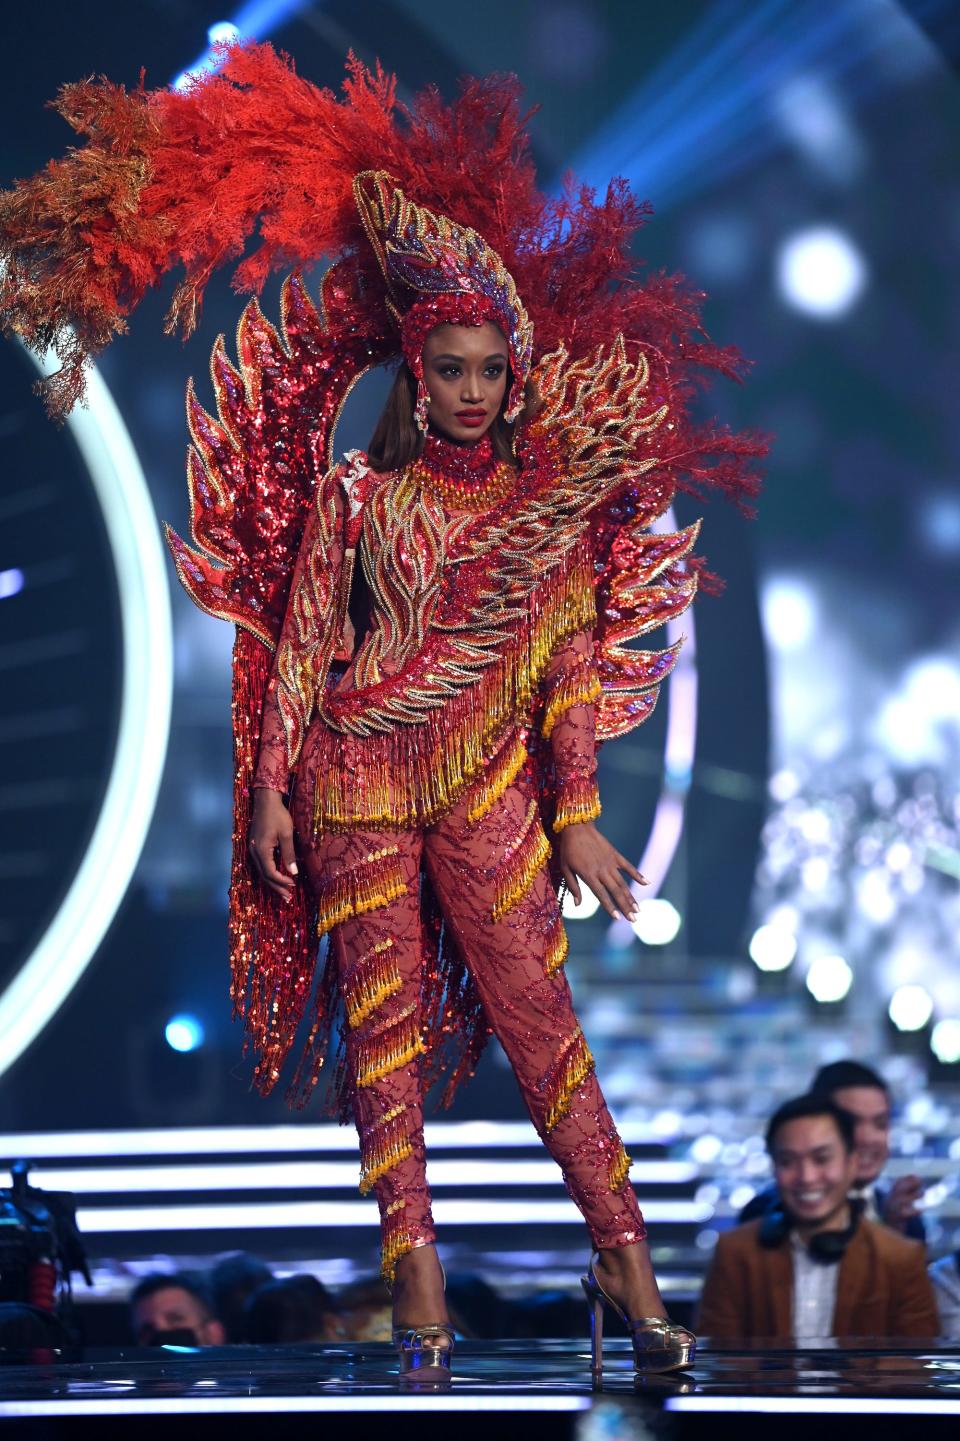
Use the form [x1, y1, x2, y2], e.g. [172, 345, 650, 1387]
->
[698, 1095, 937, 1342]
[738, 1060, 925, 1240]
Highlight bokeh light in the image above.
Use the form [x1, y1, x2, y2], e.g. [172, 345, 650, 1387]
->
[776, 226, 868, 319]
[888, 985, 934, 1033]
[931, 1019, 960, 1065]
[805, 954, 853, 1003]
[165, 1014, 206, 1053]
[749, 923, 797, 972]
[633, 898, 682, 946]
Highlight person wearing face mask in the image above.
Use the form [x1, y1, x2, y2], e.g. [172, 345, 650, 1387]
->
[699, 1095, 937, 1342]
[129, 1273, 226, 1348]
[738, 1060, 925, 1241]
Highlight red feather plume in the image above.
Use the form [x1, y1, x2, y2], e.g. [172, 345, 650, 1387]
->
[0, 41, 764, 508]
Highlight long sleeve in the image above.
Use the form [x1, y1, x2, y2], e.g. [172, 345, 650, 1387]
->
[540, 629, 603, 831]
[253, 469, 350, 793]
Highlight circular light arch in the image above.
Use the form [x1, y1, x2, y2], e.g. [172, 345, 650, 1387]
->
[0, 344, 173, 1079]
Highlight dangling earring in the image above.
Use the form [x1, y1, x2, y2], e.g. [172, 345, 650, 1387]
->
[414, 376, 430, 433]
[503, 378, 525, 426]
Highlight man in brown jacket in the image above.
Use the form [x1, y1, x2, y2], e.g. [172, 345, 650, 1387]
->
[698, 1094, 938, 1342]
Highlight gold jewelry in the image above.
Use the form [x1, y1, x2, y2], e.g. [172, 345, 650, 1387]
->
[410, 456, 517, 512]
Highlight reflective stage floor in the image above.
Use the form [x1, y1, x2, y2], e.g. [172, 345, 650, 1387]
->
[1, 1341, 959, 1438]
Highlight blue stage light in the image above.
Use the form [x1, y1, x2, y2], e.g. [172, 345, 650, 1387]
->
[174, 0, 313, 90]
[568, 0, 943, 212]
[165, 1014, 205, 1053]
[207, 22, 241, 45]
[0, 568, 24, 599]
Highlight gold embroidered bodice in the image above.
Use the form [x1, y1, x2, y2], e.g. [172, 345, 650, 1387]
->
[350, 468, 473, 688]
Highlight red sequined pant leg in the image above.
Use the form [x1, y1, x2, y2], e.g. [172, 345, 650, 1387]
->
[425, 779, 646, 1255]
[300, 827, 439, 1282]
[301, 780, 645, 1282]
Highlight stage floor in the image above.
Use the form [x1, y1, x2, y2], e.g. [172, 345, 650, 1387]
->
[1, 1340, 959, 1437]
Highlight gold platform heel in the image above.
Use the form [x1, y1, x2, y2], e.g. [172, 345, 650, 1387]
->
[581, 1253, 695, 1380]
[392, 1322, 456, 1380]
[389, 1254, 454, 1382]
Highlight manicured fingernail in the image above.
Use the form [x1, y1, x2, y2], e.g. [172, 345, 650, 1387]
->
[613, 909, 622, 920]
[288, 862, 298, 875]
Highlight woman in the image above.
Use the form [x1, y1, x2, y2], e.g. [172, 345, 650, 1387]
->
[0, 47, 762, 1380]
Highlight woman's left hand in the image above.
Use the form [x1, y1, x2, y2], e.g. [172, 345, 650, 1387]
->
[556, 821, 646, 920]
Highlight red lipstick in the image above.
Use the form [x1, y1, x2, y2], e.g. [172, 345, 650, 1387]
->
[455, 408, 486, 428]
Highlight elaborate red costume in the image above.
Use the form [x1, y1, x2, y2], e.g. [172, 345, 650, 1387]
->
[0, 45, 763, 1287]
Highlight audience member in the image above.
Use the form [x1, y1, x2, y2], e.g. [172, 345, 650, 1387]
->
[335, 1277, 393, 1342]
[129, 1272, 226, 1347]
[929, 1250, 960, 1338]
[699, 1094, 937, 1342]
[243, 1275, 341, 1344]
[443, 1273, 510, 1338]
[209, 1252, 274, 1343]
[739, 1060, 924, 1240]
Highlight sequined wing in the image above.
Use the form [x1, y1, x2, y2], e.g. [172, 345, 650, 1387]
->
[164, 267, 391, 646]
[532, 338, 700, 742]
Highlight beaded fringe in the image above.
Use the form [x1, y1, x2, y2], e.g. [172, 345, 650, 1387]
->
[315, 847, 407, 939]
[544, 913, 569, 977]
[355, 1006, 425, 1089]
[541, 657, 603, 738]
[344, 938, 402, 1030]
[466, 730, 528, 825]
[359, 1104, 413, 1195]
[492, 800, 551, 921]
[380, 1199, 412, 1285]
[313, 546, 596, 835]
[553, 774, 602, 833]
[609, 1138, 633, 1193]
[543, 1027, 595, 1133]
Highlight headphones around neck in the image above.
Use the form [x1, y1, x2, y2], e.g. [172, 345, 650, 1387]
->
[758, 1198, 863, 1264]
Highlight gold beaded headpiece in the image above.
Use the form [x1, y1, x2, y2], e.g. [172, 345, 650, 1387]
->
[353, 171, 534, 431]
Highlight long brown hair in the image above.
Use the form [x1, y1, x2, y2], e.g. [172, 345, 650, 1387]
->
[366, 361, 539, 473]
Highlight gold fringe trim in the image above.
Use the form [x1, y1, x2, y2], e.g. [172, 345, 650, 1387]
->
[380, 1199, 412, 1285]
[544, 913, 569, 977]
[315, 847, 407, 939]
[313, 545, 597, 834]
[356, 1006, 425, 1089]
[359, 1104, 413, 1195]
[553, 774, 602, 833]
[541, 658, 603, 738]
[466, 730, 528, 825]
[492, 801, 551, 921]
[344, 938, 403, 1030]
[544, 1027, 595, 1133]
[609, 1138, 633, 1193]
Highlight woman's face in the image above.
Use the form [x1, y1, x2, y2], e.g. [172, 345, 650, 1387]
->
[421, 322, 509, 443]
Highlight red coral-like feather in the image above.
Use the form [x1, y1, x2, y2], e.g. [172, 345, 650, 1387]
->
[0, 40, 765, 518]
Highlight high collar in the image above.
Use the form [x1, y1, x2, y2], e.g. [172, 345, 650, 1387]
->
[421, 429, 497, 478]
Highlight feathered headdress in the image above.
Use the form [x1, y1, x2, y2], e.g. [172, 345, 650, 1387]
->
[0, 41, 759, 512]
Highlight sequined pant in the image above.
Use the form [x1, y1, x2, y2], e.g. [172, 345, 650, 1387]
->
[297, 774, 646, 1281]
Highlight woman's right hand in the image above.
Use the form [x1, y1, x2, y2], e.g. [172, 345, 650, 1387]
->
[249, 787, 298, 901]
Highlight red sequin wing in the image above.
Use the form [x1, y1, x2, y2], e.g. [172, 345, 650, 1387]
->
[529, 339, 702, 743]
[164, 268, 390, 647]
